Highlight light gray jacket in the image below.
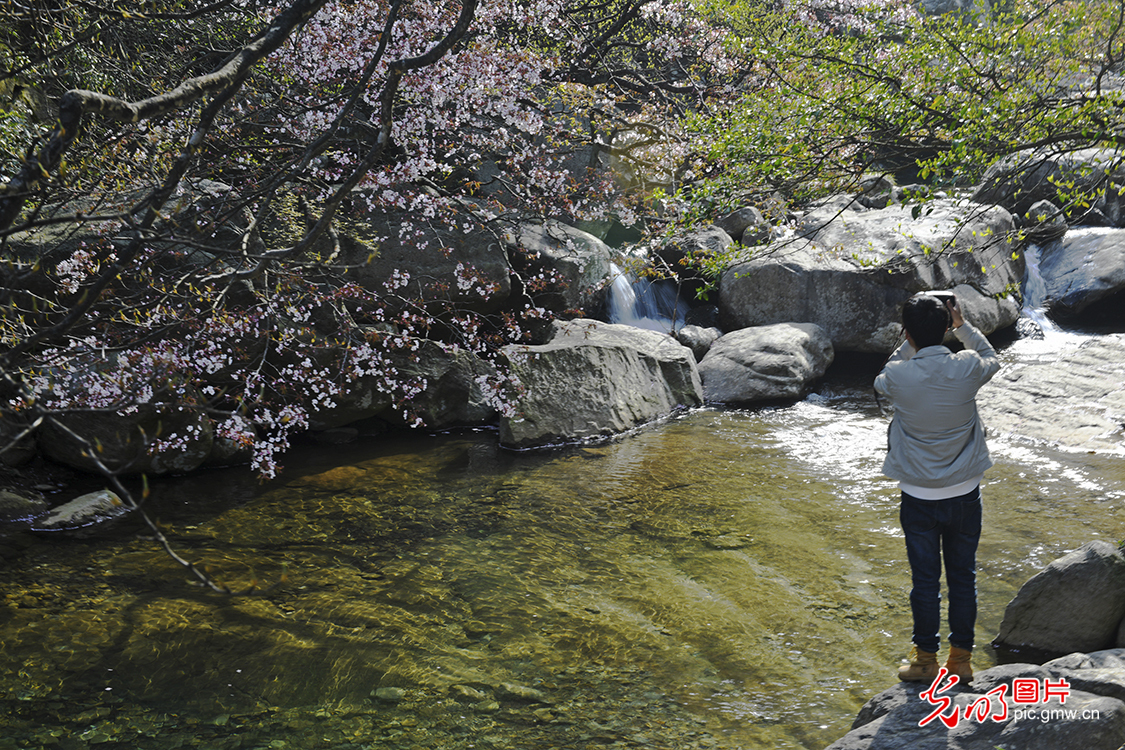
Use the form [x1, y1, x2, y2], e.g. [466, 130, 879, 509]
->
[874, 324, 1001, 489]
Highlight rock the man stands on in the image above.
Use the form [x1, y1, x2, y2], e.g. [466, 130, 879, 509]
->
[874, 294, 1001, 683]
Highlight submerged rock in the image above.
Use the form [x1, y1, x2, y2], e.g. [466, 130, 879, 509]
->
[498, 319, 702, 449]
[31, 489, 130, 534]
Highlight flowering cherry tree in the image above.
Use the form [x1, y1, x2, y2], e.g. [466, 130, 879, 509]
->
[0, 0, 746, 585]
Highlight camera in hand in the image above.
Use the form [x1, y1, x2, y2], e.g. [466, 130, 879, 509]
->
[917, 290, 956, 304]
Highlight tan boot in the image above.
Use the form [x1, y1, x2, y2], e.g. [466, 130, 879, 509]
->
[897, 646, 939, 682]
[944, 646, 973, 683]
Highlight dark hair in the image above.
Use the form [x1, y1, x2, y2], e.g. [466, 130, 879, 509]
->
[902, 295, 951, 348]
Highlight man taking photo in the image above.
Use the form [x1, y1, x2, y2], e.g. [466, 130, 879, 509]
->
[875, 292, 1001, 684]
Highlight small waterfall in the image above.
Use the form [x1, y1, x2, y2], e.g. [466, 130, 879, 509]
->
[1021, 243, 1061, 337]
[606, 262, 687, 333]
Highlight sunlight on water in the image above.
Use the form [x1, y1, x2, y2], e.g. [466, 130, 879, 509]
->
[1, 343, 1124, 749]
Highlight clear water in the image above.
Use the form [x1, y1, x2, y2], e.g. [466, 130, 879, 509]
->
[1, 346, 1123, 749]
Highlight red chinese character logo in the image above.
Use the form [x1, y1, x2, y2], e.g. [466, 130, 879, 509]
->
[965, 684, 1009, 723]
[919, 668, 962, 728]
[1044, 677, 1071, 704]
[1012, 678, 1040, 704]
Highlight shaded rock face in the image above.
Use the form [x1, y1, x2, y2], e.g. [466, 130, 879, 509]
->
[827, 649, 1125, 750]
[654, 225, 734, 279]
[698, 323, 834, 405]
[971, 148, 1125, 224]
[307, 337, 498, 432]
[336, 213, 616, 318]
[337, 211, 513, 315]
[994, 541, 1125, 657]
[719, 198, 1023, 353]
[1023, 199, 1069, 244]
[506, 220, 617, 315]
[38, 396, 214, 476]
[0, 489, 48, 522]
[1036, 228, 1125, 319]
[498, 319, 702, 449]
[673, 324, 722, 362]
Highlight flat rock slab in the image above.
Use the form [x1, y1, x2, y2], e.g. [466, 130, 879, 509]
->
[31, 490, 130, 535]
[980, 333, 1125, 454]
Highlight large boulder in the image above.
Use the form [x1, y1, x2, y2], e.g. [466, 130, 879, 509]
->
[336, 210, 513, 315]
[655, 225, 735, 273]
[827, 650, 1125, 750]
[498, 319, 702, 449]
[38, 400, 214, 476]
[719, 198, 1023, 353]
[505, 220, 618, 314]
[971, 147, 1125, 224]
[371, 340, 498, 430]
[1035, 228, 1125, 318]
[994, 540, 1125, 657]
[307, 336, 498, 431]
[33, 354, 214, 475]
[697, 323, 834, 404]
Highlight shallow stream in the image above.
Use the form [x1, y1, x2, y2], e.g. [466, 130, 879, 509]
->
[2, 338, 1123, 750]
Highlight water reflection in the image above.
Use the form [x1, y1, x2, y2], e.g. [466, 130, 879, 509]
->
[2, 345, 1124, 749]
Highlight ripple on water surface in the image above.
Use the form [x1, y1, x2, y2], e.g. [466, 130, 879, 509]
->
[3, 357, 1125, 749]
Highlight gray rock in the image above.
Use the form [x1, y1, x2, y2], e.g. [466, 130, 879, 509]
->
[831, 654, 1125, 750]
[505, 220, 617, 314]
[337, 207, 512, 315]
[673, 324, 722, 361]
[655, 225, 733, 273]
[719, 198, 1023, 353]
[1036, 228, 1125, 317]
[979, 334, 1125, 454]
[716, 207, 766, 241]
[32, 490, 130, 533]
[0, 415, 37, 467]
[855, 175, 897, 210]
[972, 147, 1125, 223]
[498, 319, 702, 449]
[306, 336, 497, 431]
[1042, 651, 1125, 703]
[0, 489, 48, 522]
[1023, 199, 1069, 243]
[38, 397, 214, 476]
[994, 540, 1125, 656]
[698, 323, 834, 404]
[495, 682, 550, 703]
[917, 0, 996, 19]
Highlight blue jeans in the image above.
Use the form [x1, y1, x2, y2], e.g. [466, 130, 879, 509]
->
[900, 486, 982, 653]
